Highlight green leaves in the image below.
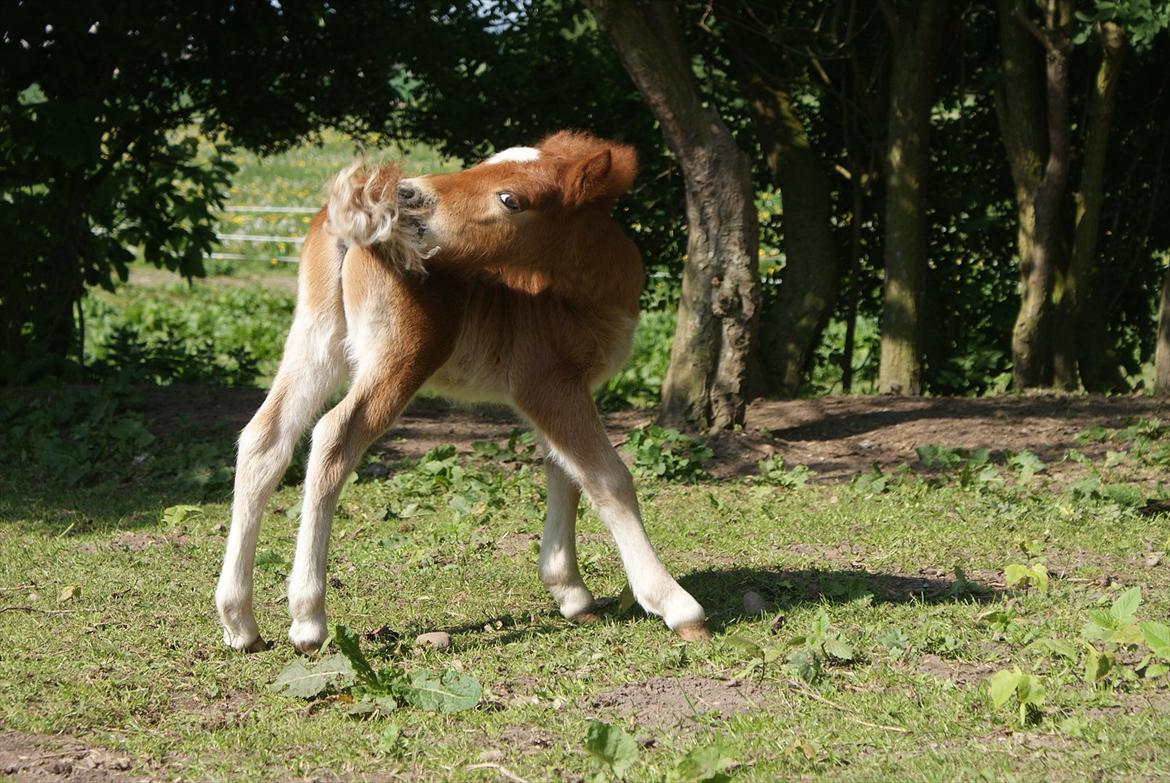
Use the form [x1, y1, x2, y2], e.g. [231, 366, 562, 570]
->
[1007, 450, 1046, 483]
[402, 670, 482, 713]
[270, 653, 354, 699]
[917, 445, 988, 470]
[333, 625, 380, 687]
[1082, 587, 1143, 643]
[672, 742, 736, 782]
[623, 425, 712, 483]
[728, 609, 853, 685]
[1140, 621, 1170, 660]
[377, 443, 538, 523]
[1004, 562, 1049, 593]
[914, 445, 1002, 489]
[585, 721, 639, 781]
[756, 457, 811, 489]
[270, 625, 480, 715]
[160, 504, 203, 526]
[988, 667, 1046, 726]
[583, 723, 736, 782]
[1082, 644, 1114, 685]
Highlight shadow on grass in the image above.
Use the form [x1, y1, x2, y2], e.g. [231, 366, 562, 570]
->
[679, 566, 999, 634]
[0, 384, 242, 535]
[423, 566, 999, 649]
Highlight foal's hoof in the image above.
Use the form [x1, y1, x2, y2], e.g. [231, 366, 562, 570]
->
[675, 622, 711, 642]
[244, 636, 272, 654]
[289, 618, 329, 655]
[569, 610, 603, 625]
[223, 628, 270, 654]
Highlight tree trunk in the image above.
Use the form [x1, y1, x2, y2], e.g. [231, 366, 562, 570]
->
[1023, 0, 1073, 392]
[585, 0, 760, 431]
[1063, 22, 1128, 392]
[878, 1, 948, 395]
[994, 0, 1055, 389]
[717, 3, 838, 398]
[1156, 267, 1170, 395]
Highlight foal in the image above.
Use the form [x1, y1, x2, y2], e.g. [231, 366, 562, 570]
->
[215, 131, 708, 653]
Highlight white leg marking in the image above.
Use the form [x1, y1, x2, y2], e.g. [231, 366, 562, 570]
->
[286, 403, 350, 654]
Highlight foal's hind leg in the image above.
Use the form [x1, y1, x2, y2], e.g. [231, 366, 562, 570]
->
[286, 255, 461, 653]
[216, 308, 347, 651]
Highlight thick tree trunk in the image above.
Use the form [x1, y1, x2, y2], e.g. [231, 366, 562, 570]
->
[717, 3, 838, 398]
[585, 0, 760, 431]
[878, 1, 948, 395]
[1063, 22, 1128, 391]
[1156, 267, 1170, 395]
[994, 0, 1056, 389]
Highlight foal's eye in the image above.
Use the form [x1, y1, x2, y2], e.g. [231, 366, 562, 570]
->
[497, 192, 521, 212]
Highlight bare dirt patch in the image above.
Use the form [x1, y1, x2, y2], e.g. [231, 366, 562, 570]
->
[132, 388, 1169, 483]
[737, 394, 1170, 482]
[494, 725, 556, 754]
[915, 654, 996, 687]
[166, 688, 257, 731]
[0, 732, 142, 783]
[588, 675, 772, 731]
[110, 530, 192, 552]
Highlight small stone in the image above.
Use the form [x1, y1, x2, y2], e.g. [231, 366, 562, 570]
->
[477, 749, 504, 763]
[414, 631, 450, 649]
[743, 591, 768, 614]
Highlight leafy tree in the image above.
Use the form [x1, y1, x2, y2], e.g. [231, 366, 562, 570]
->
[0, 0, 418, 381]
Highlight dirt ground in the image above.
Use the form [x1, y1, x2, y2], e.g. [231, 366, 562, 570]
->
[0, 732, 140, 783]
[139, 387, 1170, 482]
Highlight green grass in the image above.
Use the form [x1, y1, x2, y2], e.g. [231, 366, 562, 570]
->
[3, 403, 1169, 781]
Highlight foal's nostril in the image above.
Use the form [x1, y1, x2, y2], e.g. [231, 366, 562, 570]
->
[397, 184, 418, 205]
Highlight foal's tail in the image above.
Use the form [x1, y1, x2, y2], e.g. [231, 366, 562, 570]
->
[326, 162, 434, 275]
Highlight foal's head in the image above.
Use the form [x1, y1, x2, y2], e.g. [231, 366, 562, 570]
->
[399, 131, 638, 271]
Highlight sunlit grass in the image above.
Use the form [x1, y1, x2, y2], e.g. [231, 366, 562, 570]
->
[2, 419, 1169, 781]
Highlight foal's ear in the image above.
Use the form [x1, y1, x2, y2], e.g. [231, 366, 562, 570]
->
[562, 143, 638, 208]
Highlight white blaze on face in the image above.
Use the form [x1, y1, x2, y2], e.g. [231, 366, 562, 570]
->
[484, 146, 541, 165]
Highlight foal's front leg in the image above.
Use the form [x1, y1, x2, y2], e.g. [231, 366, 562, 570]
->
[539, 459, 598, 622]
[518, 384, 708, 639]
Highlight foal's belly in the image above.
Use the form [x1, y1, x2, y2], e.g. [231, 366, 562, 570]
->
[417, 283, 638, 406]
[424, 340, 513, 405]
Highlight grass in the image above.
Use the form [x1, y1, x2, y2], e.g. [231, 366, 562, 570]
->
[2, 404, 1170, 781]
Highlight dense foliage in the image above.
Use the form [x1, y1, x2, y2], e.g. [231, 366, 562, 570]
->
[0, 0, 425, 381]
[2, 0, 1168, 398]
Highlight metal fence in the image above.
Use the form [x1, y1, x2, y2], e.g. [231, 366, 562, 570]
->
[212, 204, 318, 264]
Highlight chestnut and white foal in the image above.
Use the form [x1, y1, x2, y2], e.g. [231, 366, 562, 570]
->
[215, 131, 708, 654]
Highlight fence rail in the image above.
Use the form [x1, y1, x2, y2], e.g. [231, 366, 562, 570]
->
[223, 205, 320, 215]
[214, 204, 313, 263]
